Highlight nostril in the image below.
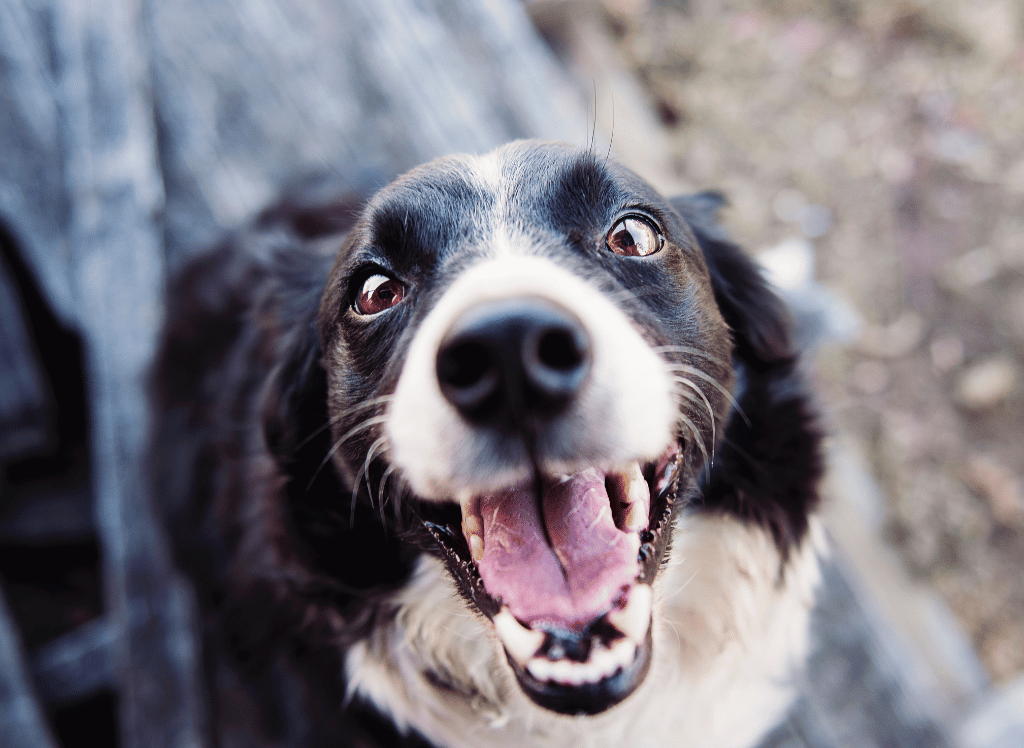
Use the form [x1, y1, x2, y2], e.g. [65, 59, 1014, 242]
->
[525, 319, 590, 394]
[438, 338, 492, 389]
[436, 336, 502, 421]
[536, 326, 587, 372]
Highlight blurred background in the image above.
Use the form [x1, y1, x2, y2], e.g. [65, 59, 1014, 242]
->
[582, 0, 1024, 686]
[1, 0, 1021, 746]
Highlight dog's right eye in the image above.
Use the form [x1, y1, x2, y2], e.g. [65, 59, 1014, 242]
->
[354, 274, 406, 316]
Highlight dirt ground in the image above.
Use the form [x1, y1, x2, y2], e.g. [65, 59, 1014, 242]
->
[600, 0, 1024, 683]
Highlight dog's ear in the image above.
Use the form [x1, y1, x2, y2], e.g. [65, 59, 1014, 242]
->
[671, 193, 821, 557]
[670, 192, 794, 368]
[261, 313, 327, 466]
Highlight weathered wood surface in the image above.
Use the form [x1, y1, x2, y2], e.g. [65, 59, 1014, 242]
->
[0, 1, 585, 746]
[0, 0, 1009, 746]
[147, 0, 587, 264]
[0, 244, 51, 462]
[0, 588, 59, 748]
[764, 560, 957, 748]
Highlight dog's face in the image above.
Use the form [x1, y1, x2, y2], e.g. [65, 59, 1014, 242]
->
[317, 141, 734, 716]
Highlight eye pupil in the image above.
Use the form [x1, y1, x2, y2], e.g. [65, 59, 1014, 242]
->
[606, 216, 662, 257]
[355, 273, 406, 315]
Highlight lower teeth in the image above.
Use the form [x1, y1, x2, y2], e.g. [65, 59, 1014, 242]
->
[525, 639, 637, 685]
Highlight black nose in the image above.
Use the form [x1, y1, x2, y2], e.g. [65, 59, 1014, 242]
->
[436, 298, 592, 430]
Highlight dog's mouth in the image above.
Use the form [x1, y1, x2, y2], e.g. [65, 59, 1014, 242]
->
[421, 445, 683, 715]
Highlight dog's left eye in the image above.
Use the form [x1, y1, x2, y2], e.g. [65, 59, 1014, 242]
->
[355, 274, 406, 316]
[606, 216, 663, 257]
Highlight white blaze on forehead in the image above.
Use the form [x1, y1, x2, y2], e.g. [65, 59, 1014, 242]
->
[386, 253, 675, 500]
[463, 148, 507, 195]
[461, 147, 521, 258]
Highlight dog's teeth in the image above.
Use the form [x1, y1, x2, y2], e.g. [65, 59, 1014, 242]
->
[459, 493, 484, 561]
[623, 502, 646, 533]
[524, 639, 639, 686]
[469, 533, 484, 563]
[608, 638, 637, 670]
[527, 657, 552, 682]
[618, 462, 650, 533]
[608, 584, 653, 644]
[494, 609, 545, 664]
[459, 493, 480, 519]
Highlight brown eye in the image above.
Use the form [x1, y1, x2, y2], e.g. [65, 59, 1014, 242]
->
[606, 216, 663, 257]
[355, 274, 406, 316]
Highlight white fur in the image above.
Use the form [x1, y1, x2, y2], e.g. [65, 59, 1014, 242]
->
[345, 515, 826, 748]
[386, 253, 675, 500]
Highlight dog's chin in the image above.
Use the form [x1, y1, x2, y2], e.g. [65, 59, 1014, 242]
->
[418, 444, 683, 716]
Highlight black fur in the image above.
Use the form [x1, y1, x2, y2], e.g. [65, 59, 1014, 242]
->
[150, 145, 821, 747]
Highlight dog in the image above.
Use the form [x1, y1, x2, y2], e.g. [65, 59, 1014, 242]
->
[151, 140, 824, 748]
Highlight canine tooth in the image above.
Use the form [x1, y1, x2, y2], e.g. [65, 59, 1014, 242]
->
[618, 462, 650, 532]
[469, 533, 484, 563]
[624, 461, 645, 493]
[623, 502, 646, 533]
[605, 640, 636, 675]
[608, 584, 653, 644]
[463, 513, 481, 536]
[494, 609, 544, 664]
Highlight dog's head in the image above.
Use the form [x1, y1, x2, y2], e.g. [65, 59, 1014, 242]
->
[313, 141, 756, 716]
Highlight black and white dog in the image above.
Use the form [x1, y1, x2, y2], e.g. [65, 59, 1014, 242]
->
[152, 141, 824, 748]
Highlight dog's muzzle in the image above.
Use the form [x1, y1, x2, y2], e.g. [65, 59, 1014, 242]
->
[386, 256, 680, 715]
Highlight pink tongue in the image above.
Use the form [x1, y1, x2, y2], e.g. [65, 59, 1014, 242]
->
[476, 468, 640, 628]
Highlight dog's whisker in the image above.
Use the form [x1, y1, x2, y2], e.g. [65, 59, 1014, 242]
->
[653, 345, 731, 370]
[605, 96, 616, 164]
[377, 463, 398, 525]
[661, 566, 700, 604]
[351, 435, 389, 527]
[307, 413, 389, 491]
[663, 617, 683, 655]
[665, 363, 751, 427]
[672, 376, 716, 459]
[677, 411, 710, 471]
[672, 384, 712, 459]
[295, 394, 394, 451]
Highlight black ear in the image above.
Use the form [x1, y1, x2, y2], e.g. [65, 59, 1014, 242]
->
[670, 192, 822, 559]
[670, 192, 794, 369]
[261, 314, 328, 466]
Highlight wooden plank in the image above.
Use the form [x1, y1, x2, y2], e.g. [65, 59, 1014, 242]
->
[760, 559, 959, 748]
[0, 245, 51, 462]
[959, 675, 1024, 748]
[146, 0, 587, 261]
[0, 0, 77, 326]
[50, 0, 209, 745]
[0, 589, 59, 748]
[30, 617, 115, 706]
